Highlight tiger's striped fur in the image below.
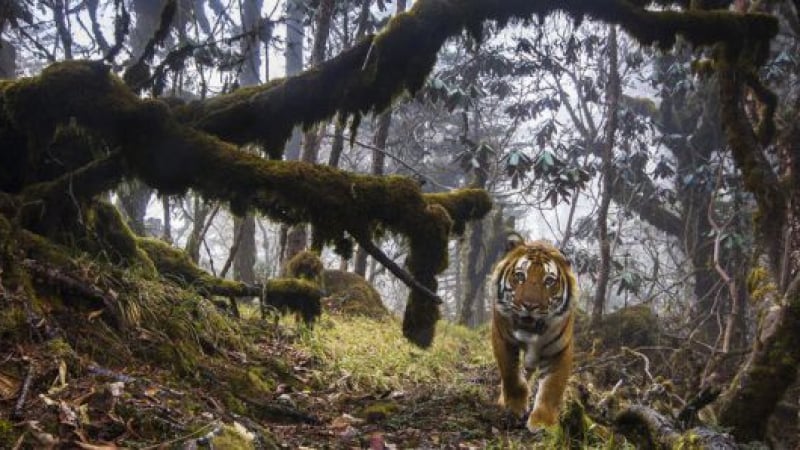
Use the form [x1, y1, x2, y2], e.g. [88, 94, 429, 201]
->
[490, 238, 577, 430]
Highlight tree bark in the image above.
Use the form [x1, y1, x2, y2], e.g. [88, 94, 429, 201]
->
[233, 214, 257, 284]
[591, 25, 619, 325]
[184, 197, 218, 263]
[0, 35, 16, 79]
[116, 180, 152, 236]
[715, 47, 798, 441]
[283, 0, 305, 162]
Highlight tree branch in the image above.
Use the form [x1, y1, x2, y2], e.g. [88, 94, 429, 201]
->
[170, 0, 777, 155]
[352, 233, 442, 305]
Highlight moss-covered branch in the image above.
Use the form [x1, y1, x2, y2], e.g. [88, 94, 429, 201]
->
[717, 62, 784, 258]
[170, 0, 776, 156]
[0, 62, 494, 346]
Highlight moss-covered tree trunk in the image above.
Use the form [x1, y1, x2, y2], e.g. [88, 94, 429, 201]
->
[714, 12, 799, 436]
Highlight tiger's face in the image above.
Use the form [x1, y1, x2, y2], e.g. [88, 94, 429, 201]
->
[493, 239, 572, 335]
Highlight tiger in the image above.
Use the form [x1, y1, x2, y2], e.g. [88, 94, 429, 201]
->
[490, 235, 577, 431]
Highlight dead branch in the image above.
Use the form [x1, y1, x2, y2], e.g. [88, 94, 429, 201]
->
[622, 346, 654, 384]
[353, 234, 442, 305]
[219, 219, 246, 279]
[12, 361, 33, 420]
[614, 405, 682, 449]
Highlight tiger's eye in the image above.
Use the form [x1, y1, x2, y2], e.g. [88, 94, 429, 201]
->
[544, 275, 557, 287]
[513, 271, 526, 284]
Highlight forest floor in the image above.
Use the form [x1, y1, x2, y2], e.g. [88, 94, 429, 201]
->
[1, 301, 621, 449]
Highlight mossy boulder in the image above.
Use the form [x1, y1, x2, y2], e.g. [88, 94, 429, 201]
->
[322, 270, 389, 319]
[581, 304, 659, 350]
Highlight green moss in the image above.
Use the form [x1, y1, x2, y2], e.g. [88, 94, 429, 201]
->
[674, 431, 702, 449]
[321, 270, 388, 319]
[424, 189, 493, 235]
[44, 337, 76, 360]
[86, 201, 155, 270]
[0, 419, 17, 448]
[358, 400, 399, 423]
[284, 250, 323, 283]
[19, 229, 80, 269]
[264, 278, 322, 325]
[0, 306, 26, 342]
[747, 266, 776, 303]
[3, 60, 487, 347]
[226, 366, 275, 398]
[138, 237, 244, 294]
[221, 392, 247, 415]
[591, 304, 659, 349]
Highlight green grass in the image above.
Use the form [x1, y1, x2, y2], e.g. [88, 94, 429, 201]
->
[298, 314, 494, 392]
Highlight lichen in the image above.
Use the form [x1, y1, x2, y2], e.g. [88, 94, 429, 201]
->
[210, 423, 256, 450]
[747, 266, 776, 304]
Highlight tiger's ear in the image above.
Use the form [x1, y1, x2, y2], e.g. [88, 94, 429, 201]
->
[505, 232, 525, 252]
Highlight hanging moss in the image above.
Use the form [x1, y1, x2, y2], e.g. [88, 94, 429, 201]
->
[284, 250, 324, 283]
[424, 189, 492, 236]
[264, 278, 322, 325]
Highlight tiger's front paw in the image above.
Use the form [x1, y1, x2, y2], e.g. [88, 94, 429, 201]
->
[499, 383, 529, 417]
[526, 406, 557, 432]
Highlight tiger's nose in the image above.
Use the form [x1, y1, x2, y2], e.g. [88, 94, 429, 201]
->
[519, 304, 544, 315]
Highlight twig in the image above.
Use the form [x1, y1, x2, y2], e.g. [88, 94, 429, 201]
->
[622, 346, 653, 383]
[140, 421, 219, 450]
[12, 362, 34, 420]
[340, 135, 456, 190]
[708, 166, 739, 354]
[353, 235, 442, 305]
[220, 219, 246, 278]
